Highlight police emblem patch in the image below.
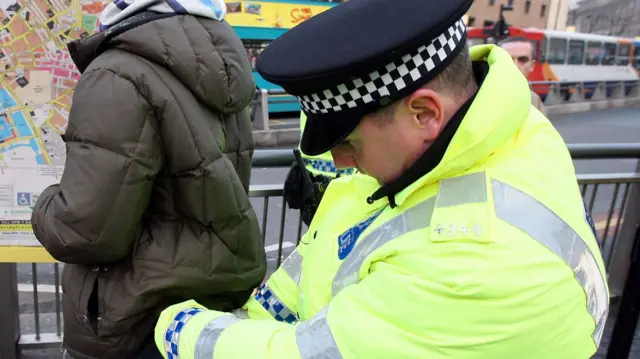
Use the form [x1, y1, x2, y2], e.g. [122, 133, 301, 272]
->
[337, 209, 384, 260]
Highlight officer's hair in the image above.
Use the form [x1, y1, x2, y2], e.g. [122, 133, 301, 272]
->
[372, 43, 474, 126]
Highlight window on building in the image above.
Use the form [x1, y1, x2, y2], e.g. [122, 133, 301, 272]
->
[616, 43, 631, 66]
[567, 40, 585, 65]
[525, 0, 531, 14]
[602, 43, 617, 66]
[547, 38, 567, 64]
[541, 4, 547, 18]
[489, 0, 495, 6]
[483, 19, 495, 27]
[468, 16, 476, 27]
[508, 0, 514, 6]
[585, 41, 602, 65]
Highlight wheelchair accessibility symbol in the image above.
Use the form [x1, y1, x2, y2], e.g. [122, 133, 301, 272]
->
[17, 192, 31, 206]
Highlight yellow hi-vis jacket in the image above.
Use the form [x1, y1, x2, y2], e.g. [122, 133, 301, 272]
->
[299, 112, 355, 178]
[154, 45, 609, 359]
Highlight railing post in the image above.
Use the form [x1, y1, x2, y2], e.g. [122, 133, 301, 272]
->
[606, 223, 640, 359]
[259, 89, 270, 131]
[607, 161, 640, 298]
[629, 80, 640, 99]
[543, 83, 563, 105]
[0, 263, 20, 358]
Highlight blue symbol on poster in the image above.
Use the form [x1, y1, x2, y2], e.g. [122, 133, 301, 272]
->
[17, 192, 31, 206]
[337, 209, 384, 260]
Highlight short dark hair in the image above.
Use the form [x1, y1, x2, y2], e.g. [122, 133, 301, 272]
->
[498, 37, 535, 57]
[498, 36, 530, 44]
[372, 43, 474, 126]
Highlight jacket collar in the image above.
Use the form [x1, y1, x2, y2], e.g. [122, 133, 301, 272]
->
[367, 45, 531, 208]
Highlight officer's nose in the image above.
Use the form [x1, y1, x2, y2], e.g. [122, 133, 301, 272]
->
[331, 147, 357, 169]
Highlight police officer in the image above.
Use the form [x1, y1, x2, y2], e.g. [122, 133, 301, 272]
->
[154, 0, 609, 357]
[284, 111, 356, 226]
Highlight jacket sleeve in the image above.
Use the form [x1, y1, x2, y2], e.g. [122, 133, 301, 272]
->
[242, 239, 307, 322]
[31, 68, 162, 265]
[154, 248, 462, 359]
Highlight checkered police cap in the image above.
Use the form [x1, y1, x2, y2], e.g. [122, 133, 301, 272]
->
[298, 19, 467, 115]
[256, 0, 474, 156]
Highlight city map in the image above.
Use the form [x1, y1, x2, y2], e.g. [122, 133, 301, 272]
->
[0, 0, 108, 244]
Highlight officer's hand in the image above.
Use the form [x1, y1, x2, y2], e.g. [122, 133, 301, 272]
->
[154, 299, 207, 358]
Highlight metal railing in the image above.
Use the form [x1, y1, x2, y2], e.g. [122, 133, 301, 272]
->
[530, 80, 640, 105]
[250, 80, 640, 131]
[2, 144, 640, 358]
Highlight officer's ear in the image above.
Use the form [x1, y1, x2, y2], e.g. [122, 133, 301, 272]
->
[404, 88, 444, 142]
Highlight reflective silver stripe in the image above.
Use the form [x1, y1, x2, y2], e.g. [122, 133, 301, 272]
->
[194, 315, 242, 359]
[331, 172, 486, 296]
[436, 171, 487, 207]
[332, 196, 436, 296]
[330, 170, 608, 346]
[492, 179, 609, 345]
[296, 306, 343, 359]
[281, 248, 303, 287]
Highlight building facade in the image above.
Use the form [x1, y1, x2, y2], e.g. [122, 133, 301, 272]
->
[466, 0, 552, 29]
[568, 0, 640, 37]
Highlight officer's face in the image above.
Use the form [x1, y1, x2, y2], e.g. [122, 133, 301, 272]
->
[500, 41, 535, 78]
[332, 89, 447, 184]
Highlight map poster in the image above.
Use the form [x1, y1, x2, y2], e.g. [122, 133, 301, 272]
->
[0, 0, 109, 245]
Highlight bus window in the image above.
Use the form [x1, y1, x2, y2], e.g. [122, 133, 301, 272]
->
[616, 43, 631, 66]
[634, 43, 640, 71]
[602, 43, 617, 66]
[540, 37, 547, 63]
[567, 40, 585, 65]
[547, 37, 567, 64]
[243, 40, 270, 71]
[586, 41, 602, 65]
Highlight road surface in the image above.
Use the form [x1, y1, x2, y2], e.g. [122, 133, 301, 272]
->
[15, 106, 640, 358]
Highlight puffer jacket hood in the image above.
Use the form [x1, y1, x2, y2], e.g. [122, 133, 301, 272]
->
[68, 11, 255, 114]
[34, 12, 266, 359]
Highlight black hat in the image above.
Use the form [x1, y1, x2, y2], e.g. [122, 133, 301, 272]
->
[256, 0, 473, 156]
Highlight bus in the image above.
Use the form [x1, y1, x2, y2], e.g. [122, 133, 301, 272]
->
[467, 24, 640, 99]
[224, 0, 343, 115]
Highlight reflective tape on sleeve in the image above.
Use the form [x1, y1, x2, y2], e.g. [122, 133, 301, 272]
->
[281, 248, 303, 287]
[194, 315, 242, 359]
[492, 179, 609, 346]
[254, 283, 299, 323]
[295, 306, 343, 359]
[163, 307, 204, 359]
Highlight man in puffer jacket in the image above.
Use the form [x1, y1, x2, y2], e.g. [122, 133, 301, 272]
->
[30, 0, 267, 357]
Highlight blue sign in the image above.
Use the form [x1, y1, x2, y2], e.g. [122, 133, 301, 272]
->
[337, 209, 384, 260]
[17, 192, 31, 206]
